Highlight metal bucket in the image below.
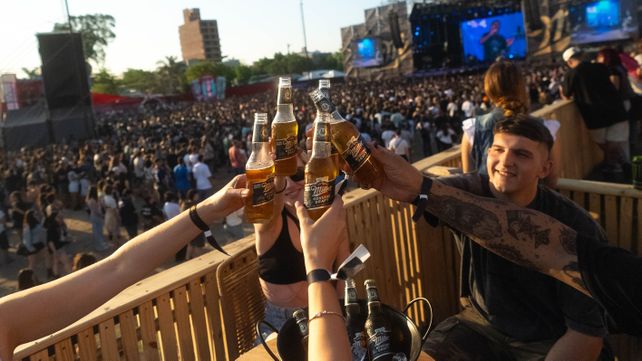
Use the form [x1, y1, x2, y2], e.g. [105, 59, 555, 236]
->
[257, 297, 432, 361]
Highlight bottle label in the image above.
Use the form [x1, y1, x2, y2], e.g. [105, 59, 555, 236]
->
[253, 123, 269, 143]
[275, 135, 297, 160]
[366, 287, 379, 302]
[368, 327, 393, 361]
[351, 331, 367, 361]
[278, 87, 292, 104]
[346, 288, 358, 303]
[304, 178, 335, 210]
[310, 89, 336, 113]
[251, 175, 274, 206]
[342, 135, 371, 173]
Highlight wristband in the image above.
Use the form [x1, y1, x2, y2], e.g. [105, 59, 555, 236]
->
[189, 204, 229, 256]
[412, 176, 433, 222]
[306, 269, 332, 283]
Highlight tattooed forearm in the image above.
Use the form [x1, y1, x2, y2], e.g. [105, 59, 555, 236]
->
[485, 242, 539, 270]
[559, 227, 578, 255]
[427, 193, 503, 240]
[506, 210, 551, 248]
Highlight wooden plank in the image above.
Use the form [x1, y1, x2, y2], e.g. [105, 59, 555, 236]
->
[204, 271, 226, 361]
[572, 191, 585, 209]
[173, 286, 196, 361]
[557, 179, 642, 199]
[559, 189, 571, 200]
[588, 193, 602, 227]
[156, 292, 179, 360]
[53, 338, 75, 361]
[188, 278, 212, 361]
[28, 349, 49, 361]
[98, 318, 119, 361]
[77, 328, 98, 361]
[604, 195, 619, 246]
[139, 300, 160, 361]
[619, 197, 634, 251]
[118, 309, 141, 361]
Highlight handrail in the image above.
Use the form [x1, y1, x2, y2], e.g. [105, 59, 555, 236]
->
[13, 236, 256, 359]
[558, 178, 642, 199]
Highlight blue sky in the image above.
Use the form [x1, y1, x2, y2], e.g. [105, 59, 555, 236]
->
[0, 0, 398, 77]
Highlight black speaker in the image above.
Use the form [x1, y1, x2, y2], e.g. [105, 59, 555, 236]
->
[37, 32, 90, 110]
[389, 11, 404, 49]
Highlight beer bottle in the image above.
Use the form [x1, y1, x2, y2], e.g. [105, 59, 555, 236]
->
[293, 309, 309, 354]
[245, 113, 275, 223]
[272, 77, 298, 176]
[304, 114, 337, 221]
[309, 89, 382, 189]
[317, 79, 343, 171]
[364, 279, 394, 361]
[345, 278, 367, 361]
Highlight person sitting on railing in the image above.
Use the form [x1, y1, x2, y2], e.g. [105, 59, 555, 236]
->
[460, 60, 560, 187]
[363, 116, 612, 361]
[0, 175, 249, 361]
[253, 150, 349, 336]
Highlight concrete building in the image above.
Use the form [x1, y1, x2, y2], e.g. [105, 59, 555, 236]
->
[179, 8, 222, 64]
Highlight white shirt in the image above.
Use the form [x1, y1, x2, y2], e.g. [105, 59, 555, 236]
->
[436, 129, 456, 145]
[461, 118, 560, 146]
[388, 136, 409, 156]
[102, 195, 118, 209]
[381, 130, 396, 148]
[192, 162, 213, 190]
[163, 202, 181, 220]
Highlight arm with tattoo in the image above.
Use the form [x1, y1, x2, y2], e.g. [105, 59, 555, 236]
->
[427, 180, 589, 296]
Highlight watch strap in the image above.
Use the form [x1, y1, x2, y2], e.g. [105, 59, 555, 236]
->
[307, 269, 332, 283]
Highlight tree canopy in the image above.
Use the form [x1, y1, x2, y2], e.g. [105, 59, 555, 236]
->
[53, 14, 116, 67]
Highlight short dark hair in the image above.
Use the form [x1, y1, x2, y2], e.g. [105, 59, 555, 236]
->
[493, 115, 554, 153]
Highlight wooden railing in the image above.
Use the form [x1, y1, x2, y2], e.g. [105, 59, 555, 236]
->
[13, 99, 634, 360]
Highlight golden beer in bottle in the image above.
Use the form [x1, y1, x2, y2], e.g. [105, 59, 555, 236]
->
[309, 89, 382, 189]
[272, 77, 298, 176]
[304, 114, 338, 221]
[317, 79, 344, 171]
[246, 113, 275, 223]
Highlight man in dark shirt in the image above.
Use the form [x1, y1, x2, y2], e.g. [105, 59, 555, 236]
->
[480, 20, 513, 62]
[561, 47, 628, 173]
[362, 116, 610, 360]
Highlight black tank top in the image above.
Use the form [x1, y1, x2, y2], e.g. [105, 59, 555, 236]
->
[258, 209, 307, 284]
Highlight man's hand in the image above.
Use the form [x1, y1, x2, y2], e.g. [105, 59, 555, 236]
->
[355, 142, 423, 203]
[296, 197, 347, 271]
[201, 174, 249, 222]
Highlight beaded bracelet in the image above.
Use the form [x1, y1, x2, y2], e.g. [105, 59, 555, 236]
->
[308, 310, 345, 323]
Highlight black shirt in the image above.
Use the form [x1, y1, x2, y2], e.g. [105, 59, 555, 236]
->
[482, 33, 507, 61]
[437, 174, 607, 341]
[577, 233, 642, 335]
[562, 62, 627, 129]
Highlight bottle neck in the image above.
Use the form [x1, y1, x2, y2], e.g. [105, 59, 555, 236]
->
[367, 301, 383, 314]
[310, 141, 331, 159]
[275, 104, 295, 122]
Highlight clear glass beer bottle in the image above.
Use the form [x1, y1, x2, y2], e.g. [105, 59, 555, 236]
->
[245, 113, 275, 223]
[272, 77, 298, 176]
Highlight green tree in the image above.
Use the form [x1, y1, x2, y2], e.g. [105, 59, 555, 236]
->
[185, 61, 235, 83]
[156, 56, 187, 94]
[234, 64, 253, 85]
[21, 67, 41, 79]
[53, 14, 116, 67]
[91, 68, 120, 94]
[121, 69, 160, 94]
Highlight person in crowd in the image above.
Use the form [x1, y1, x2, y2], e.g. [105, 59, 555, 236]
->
[86, 186, 109, 251]
[172, 156, 191, 200]
[363, 116, 611, 360]
[178, 189, 207, 261]
[102, 184, 122, 247]
[461, 60, 560, 186]
[0, 176, 248, 361]
[0, 206, 12, 265]
[67, 163, 80, 211]
[17, 268, 38, 291]
[387, 127, 411, 161]
[119, 189, 139, 240]
[192, 154, 214, 200]
[72, 252, 97, 271]
[18, 209, 46, 272]
[44, 195, 72, 278]
[228, 139, 247, 175]
[139, 192, 164, 232]
[562, 47, 629, 174]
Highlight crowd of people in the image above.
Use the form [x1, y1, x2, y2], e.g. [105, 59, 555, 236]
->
[0, 40, 641, 359]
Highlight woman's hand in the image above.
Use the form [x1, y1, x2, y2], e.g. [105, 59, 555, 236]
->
[295, 197, 346, 271]
[200, 174, 249, 223]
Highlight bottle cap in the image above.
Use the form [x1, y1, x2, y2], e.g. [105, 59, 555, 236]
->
[254, 113, 268, 123]
[293, 309, 307, 320]
[364, 279, 376, 288]
[279, 77, 291, 87]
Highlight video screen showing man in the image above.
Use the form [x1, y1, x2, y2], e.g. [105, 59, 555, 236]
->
[480, 20, 514, 61]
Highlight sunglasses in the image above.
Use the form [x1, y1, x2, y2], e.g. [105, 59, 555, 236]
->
[289, 167, 305, 182]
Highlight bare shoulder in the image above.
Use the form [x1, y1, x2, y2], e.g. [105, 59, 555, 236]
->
[0, 302, 16, 361]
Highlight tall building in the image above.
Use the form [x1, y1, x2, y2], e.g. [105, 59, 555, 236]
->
[179, 8, 222, 65]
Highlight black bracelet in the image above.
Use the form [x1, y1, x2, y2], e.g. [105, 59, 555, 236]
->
[412, 176, 433, 222]
[189, 204, 230, 256]
[307, 269, 332, 283]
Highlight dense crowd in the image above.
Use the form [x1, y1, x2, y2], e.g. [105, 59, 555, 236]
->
[0, 51, 637, 289]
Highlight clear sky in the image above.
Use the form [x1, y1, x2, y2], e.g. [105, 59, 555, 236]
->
[0, 0, 397, 77]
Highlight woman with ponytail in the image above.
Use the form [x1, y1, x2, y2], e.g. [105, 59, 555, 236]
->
[460, 60, 561, 186]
